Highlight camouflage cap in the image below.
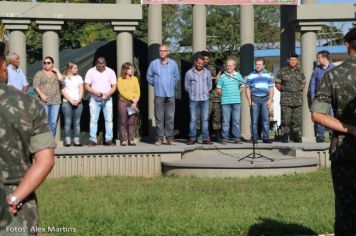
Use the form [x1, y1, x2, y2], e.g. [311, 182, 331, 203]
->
[344, 27, 356, 43]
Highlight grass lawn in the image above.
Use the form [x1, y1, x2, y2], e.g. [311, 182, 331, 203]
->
[37, 168, 334, 236]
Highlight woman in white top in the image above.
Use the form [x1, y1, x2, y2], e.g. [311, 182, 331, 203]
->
[61, 62, 84, 146]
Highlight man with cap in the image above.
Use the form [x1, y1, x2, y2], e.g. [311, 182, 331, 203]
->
[311, 27, 356, 236]
[275, 53, 306, 143]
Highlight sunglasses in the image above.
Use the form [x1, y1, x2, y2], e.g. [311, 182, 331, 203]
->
[43, 61, 52, 65]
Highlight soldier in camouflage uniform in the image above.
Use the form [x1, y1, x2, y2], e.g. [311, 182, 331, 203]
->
[0, 56, 56, 235]
[275, 53, 305, 143]
[311, 27, 356, 236]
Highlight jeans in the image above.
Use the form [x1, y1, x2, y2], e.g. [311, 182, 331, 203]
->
[251, 96, 269, 140]
[89, 97, 113, 143]
[43, 104, 61, 136]
[189, 100, 209, 141]
[315, 105, 334, 141]
[154, 96, 175, 140]
[222, 103, 241, 141]
[62, 101, 83, 143]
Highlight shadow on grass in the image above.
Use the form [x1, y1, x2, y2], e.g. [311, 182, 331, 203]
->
[247, 218, 318, 236]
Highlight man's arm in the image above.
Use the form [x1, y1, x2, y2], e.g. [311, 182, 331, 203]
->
[267, 87, 274, 109]
[8, 148, 55, 215]
[184, 72, 190, 93]
[245, 87, 252, 106]
[146, 63, 155, 86]
[309, 71, 316, 99]
[85, 83, 102, 97]
[312, 112, 356, 137]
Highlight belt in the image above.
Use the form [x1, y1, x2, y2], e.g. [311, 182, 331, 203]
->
[252, 95, 268, 98]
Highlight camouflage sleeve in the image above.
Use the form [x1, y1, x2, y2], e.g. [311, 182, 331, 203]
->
[301, 71, 306, 84]
[275, 70, 282, 84]
[0, 180, 11, 228]
[310, 72, 332, 114]
[29, 100, 56, 153]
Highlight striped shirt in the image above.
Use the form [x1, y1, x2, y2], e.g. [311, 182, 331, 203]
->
[217, 71, 243, 105]
[246, 70, 274, 97]
[146, 58, 180, 97]
[184, 67, 212, 101]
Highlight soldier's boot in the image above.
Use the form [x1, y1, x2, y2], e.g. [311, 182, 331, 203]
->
[282, 134, 289, 143]
[294, 135, 302, 143]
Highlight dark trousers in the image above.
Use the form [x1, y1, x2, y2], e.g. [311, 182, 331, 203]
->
[118, 99, 136, 142]
[280, 105, 302, 137]
[154, 96, 175, 140]
[331, 159, 356, 236]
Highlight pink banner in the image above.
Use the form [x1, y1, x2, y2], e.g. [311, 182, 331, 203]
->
[141, 0, 297, 5]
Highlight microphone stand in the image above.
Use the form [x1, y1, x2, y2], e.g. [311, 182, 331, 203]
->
[221, 71, 274, 164]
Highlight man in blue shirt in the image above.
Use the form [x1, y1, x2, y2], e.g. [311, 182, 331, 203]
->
[309, 50, 335, 143]
[246, 57, 274, 144]
[185, 54, 212, 145]
[216, 58, 244, 144]
[7, 53, 29, 93]
[147, 44, 180, 145]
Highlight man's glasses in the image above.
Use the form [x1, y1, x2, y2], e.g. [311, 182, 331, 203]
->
[43, 61, 52, 65]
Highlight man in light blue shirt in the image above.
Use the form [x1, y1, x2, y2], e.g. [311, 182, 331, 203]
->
[7, 53, 29, 93]
[246, 57, 274, 144]
[147, 44, 180, 145]
[216, 58, 244, 144]
[185, 54, 212, 145]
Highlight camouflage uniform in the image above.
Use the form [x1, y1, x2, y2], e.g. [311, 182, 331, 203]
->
[275, 66, 305, 141]
[310, 56, 356, 235]
[208, 66, 222, 139]
[0, 82, 56, 235]
[0, 179, 11, 230]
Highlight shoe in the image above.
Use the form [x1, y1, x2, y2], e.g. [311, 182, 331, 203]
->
[88, 140, 97, 147]
[155, 139, 162, 146]
[105, 140, 115, 146]
[235, 139, 242, 144]
[202, 140, 213, 145]
[294, 138, 302, 143]
[221, 140, 228, 145]
[240, 137, 248, 142]
[167, 139, 176, 145]
[128, 141, 136, 146]
[121, 141, 127, 146]
[64, 142, 71, 147]
[73, 142, 83, 147]
[281, 134, 289, 143]
[316, 138, 324, 143]
[186, 140, 196, 145]
[263, 139, 272, 144]
[251, 139, 258, 144]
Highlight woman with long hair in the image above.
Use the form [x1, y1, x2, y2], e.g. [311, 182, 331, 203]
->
[61, 62, 84, 146]
[117, 62, 140, 146]
[33, 56, 63, 136]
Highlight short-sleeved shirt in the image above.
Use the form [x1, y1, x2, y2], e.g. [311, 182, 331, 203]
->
[246, 70, 274, 97]
[275, 66, 305, 106]
[216, 71, 243, 105]
[7, 65, 28, 91]
[0, 82, 56, 185]
[310, 56, 356, 160]
[33, 70, 62, 104]
[184, 67, 212, 101]
[62, 75, 84, 102]
[85, 66, 117, 99]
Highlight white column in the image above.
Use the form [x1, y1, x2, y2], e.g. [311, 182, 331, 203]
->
[192, 5, 206, 53]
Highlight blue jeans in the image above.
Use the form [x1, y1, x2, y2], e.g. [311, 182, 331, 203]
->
[62, 101, 83, 143]
[189, 100, 209, 141]
[222, 103, 241, 141]
[43, 104, 61, 136]
[315, 105, 334, 141]
[251, 96, 269, 140]
[89, 97, 113, 143]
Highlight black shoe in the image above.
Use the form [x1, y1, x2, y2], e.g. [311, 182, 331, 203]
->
[294, 138, 302, 143]
[105, 140, 116, 146]
[282, 134, 289, 143]
[316, 138, 324, 143]
[263, 139, 272, 144]
[251, 139, 258, 144]
[64, 143, 71, 147]
[73, 142, 83, 147]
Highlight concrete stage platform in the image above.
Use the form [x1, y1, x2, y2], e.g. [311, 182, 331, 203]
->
[53, 140, 329, 178]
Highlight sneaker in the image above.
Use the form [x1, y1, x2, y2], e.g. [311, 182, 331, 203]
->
[202, 140, 213, 145]
[88, 140, 97, 147]
[73, 142, 83, 147]
[155, 139, 162, 146]
[105, 140, 115, 146]
[235, 139, 242, 144]
[64, 142, 71, 147]
[121, 141, 127, 146]
[128, 141, 136, 146]
[221, 140, 228, 145]
[167, 139, 177, 145]
[263, 139, 272, 144]
[186, 140, 196, 145]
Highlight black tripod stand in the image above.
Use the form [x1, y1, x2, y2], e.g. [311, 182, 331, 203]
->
[238, 103, 274, 164]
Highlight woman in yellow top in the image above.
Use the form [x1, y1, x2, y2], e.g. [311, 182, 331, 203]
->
[117, 62, 140, 146]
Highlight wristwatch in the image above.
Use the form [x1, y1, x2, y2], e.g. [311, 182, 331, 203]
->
[7, 194, 23, 209]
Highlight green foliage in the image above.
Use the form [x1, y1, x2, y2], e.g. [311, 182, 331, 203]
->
[75, 22, 116, 47]
[37, 169, 334, 235]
